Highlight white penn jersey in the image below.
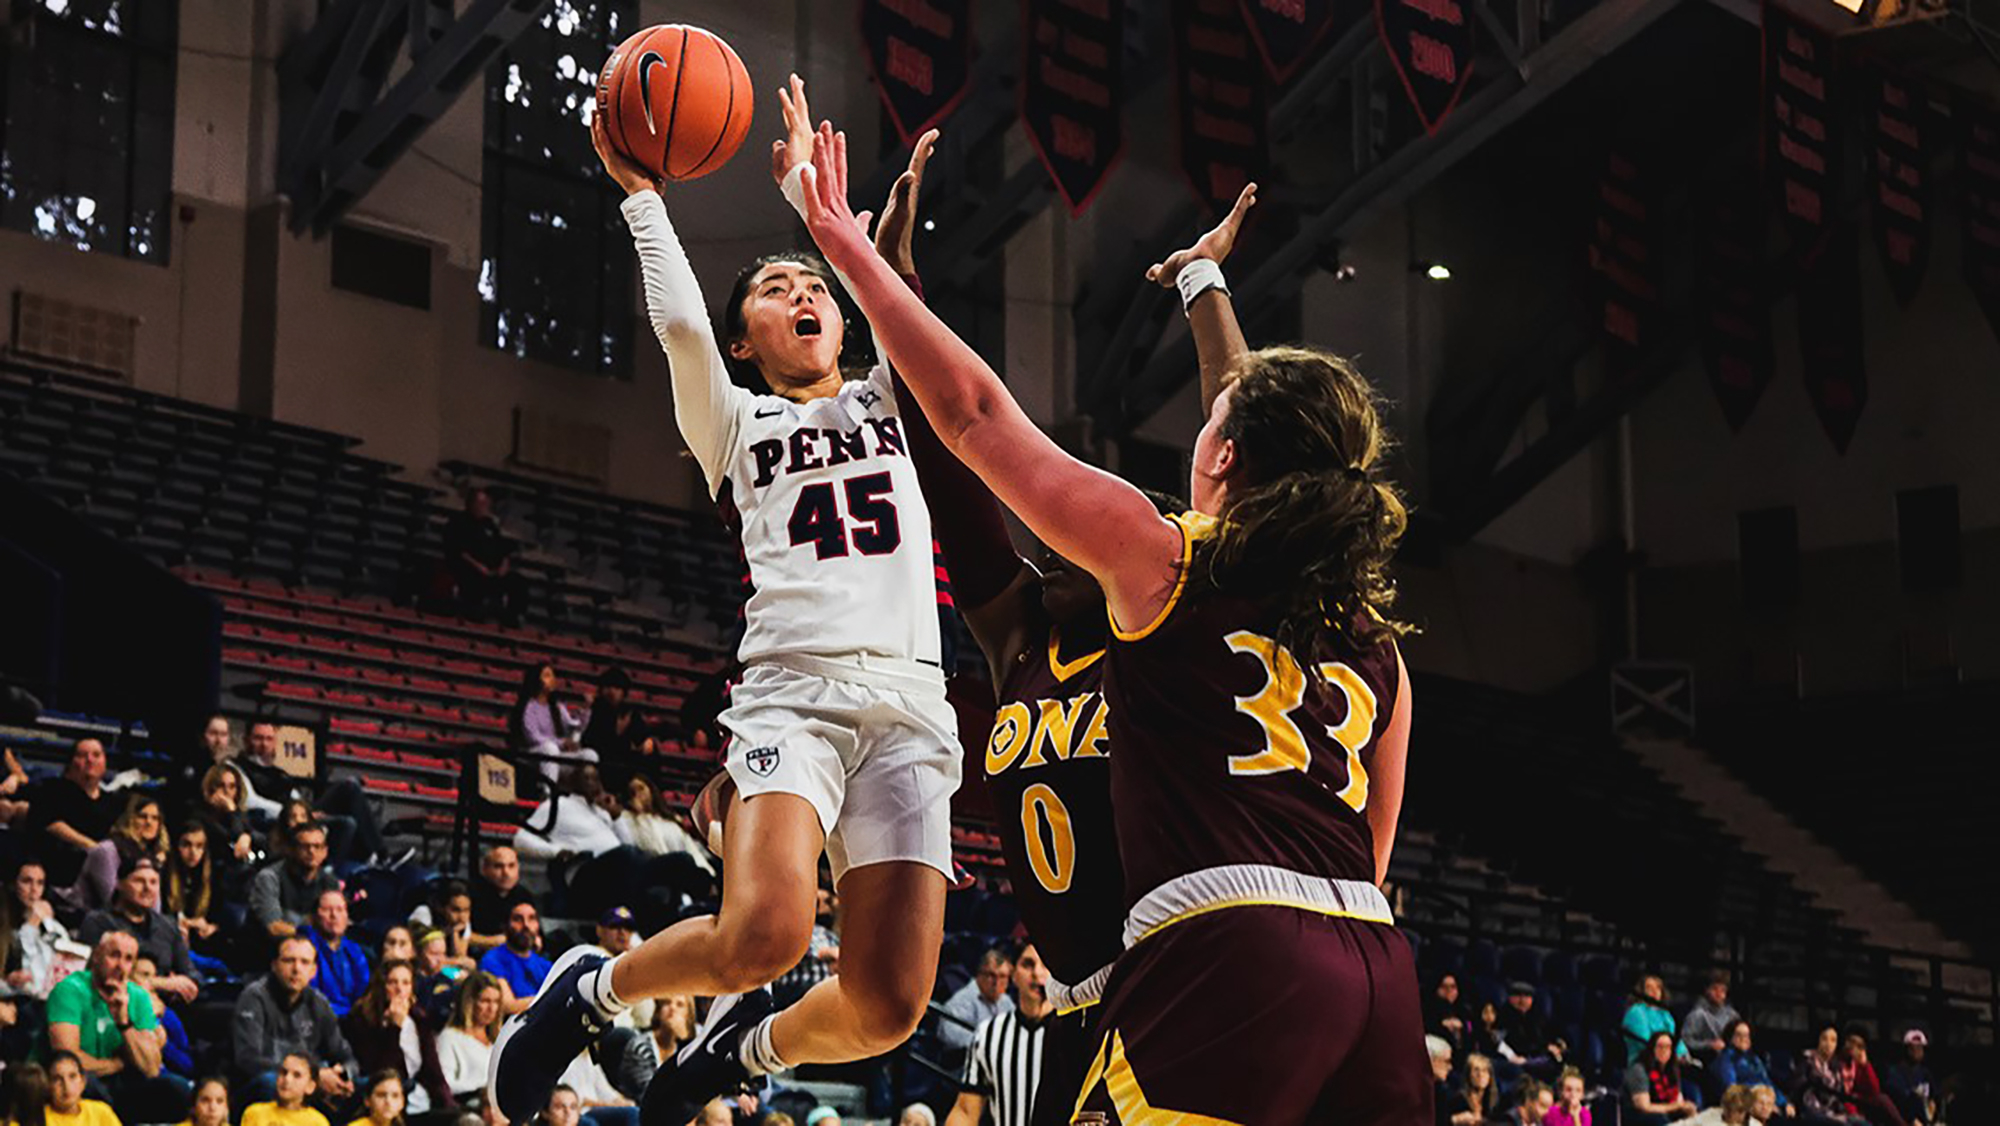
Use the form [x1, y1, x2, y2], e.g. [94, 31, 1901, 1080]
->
[717, 366, 940, 665]
[619, 190, 941, 669]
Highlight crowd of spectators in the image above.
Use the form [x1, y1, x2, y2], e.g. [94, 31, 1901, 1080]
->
[1424, 969, 1947, 1126]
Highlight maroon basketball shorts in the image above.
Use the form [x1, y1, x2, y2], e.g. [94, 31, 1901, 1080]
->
[1068, 905, 1433, 1125]
[1032, 1003, 1102, 1126]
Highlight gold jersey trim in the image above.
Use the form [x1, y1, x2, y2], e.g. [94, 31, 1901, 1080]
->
[1109, 510, 1214, 643]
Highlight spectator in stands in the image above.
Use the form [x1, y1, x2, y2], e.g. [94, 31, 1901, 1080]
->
[40, 1053, 122, 1126]
[1798, 1026, 1867, 1126]
[130, 952, 194, 1080]
[411, 880, 479, 969]
[186, 717, 280, 821]
[1498, 981, 1565, 1076]
[618, 775, 714, 881]
[47, 931, 188, 1123]
[554, 1044, 635, 1126]
[77, 854, 199, 1003]
[239, 1053, 331, 1126]
[771, 886, 839, 1009]
[271, 801, 316, 857]
[514, 765, 693, 928]
[614, 994, 694, 1100]
[1623, 975, 1690, 1065]
[1509, 1081, 1552, 1126]
[540, 1086, 582, 1126]
[1547, 1069, 1591, 1126]
[304, 890, 369, 1017]
[6, 861, 75, 998]
[1448, 1053, 1503, 1125]
[0, 746, 29, 827]
[340, 960, 453, 1118]
[1689, 1085, 1754, 1126]
[1468, 1001, 1507, 1059]
[377, 926, 415, 966]
[412, 931, 464, 1028]
[29, 740, 119, 893]
[581, 906, 651, 1030]
[1427, 973, 1472, 1049]
[444, 488, 523, 626]
[1753, 1086, 1784, 1126]
[936, 947, 1013, 1053]
[1430, 1035, 1460, 1126]
[231, 935, 360, 1107]
[1714, 1021, 1791, 1116]
[188, 1076, 232, 1126]
[67, 795, 167, 914]
[435, 971, 504, 1105]
[477, 902, 550, 1015]
[897, 1106, 935, 1126]
[1841, 1033, 1907, 1126]
[197, 763, 259, 871]
[250, 822, 342, 942]
[353, 1071, 406, 1126]
[1625, 1031, 1698, 1124]
[163, 822, 221, 951]
[469, 849, 532, 955]
[1681, 973, 1740, 1061]
[238, 724, 386, 867]
[508, 665, 591, 783]
[1882, 1030, 1933, 1126]
[579, 668, 656, 777]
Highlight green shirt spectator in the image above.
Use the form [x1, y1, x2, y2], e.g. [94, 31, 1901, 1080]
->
[48, 967, 159, 1059]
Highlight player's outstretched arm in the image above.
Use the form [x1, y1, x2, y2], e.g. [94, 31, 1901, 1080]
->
[592, 111, 747, 492]
[796, 123, 1183, 632]
[1146, 183, 1257, 419]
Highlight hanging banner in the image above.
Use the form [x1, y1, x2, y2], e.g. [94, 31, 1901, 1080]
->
[1590, 146, 1661, 381]
[1238, 0, 1342, 84]
[1871, 69, 1930, 306]
[1376, 0, 1473, 135]
[1022, 0, 1125, 215]
[1697, 172, 1774, 432]
[1796, 225, 1868, 454]
[1958, 98, 2000, 342]
[1765, 3, 1838, 234]
[1176, 0, 1269, 214]
[859, 0, 976, 144]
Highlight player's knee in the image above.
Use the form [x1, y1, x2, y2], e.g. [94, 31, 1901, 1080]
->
[845, 978, 928, 1052]
[713, 914, 810, 990]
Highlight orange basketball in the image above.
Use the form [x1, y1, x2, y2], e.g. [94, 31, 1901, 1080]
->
[596, 24, 754, 182]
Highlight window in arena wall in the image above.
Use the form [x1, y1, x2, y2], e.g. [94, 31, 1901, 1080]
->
[479, 0, 635, 378]
[0, 0, 178, 264]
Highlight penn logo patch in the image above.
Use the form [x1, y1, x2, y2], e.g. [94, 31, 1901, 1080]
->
[744, 745, 781, 777]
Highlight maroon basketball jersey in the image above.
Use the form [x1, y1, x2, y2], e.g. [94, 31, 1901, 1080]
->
[983, 627, 1125, 986]
[1103, 512, 1402, 904]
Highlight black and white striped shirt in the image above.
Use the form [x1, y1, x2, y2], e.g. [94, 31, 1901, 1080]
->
[961, 1008, 1047, 1126]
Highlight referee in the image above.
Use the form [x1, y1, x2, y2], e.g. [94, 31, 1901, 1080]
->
[946, 943, 1054, 1126]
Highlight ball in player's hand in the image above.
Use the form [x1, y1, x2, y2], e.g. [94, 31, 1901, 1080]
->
[595, 24, 753, 182]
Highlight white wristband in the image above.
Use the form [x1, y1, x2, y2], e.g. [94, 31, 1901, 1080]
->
[1175, 258, 1229, 315]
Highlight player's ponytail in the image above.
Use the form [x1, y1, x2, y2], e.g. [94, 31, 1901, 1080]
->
[1191, 346, 1411, 662]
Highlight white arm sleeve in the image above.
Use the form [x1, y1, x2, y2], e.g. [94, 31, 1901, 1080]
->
[780, 162, 863, 297]
[619, 190, 748, 492]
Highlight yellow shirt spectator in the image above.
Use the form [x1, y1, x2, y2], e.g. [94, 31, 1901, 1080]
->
[238, 1104, 331, 1126]
[25, 1099, 123, 1126]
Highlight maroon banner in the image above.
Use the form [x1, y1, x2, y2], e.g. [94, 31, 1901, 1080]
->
[1022, 0, 1125, 215]
[1175, 0, 1269, 214]
[1376, 0, 1473, 135]
[1238, 0, 1342, 84]
[1697, 172, 1774, 432]
[1958, 98, 2000, 343]
[1796, 225, 1867, 454]
[1871, 69, 1930, 307]
[1590, 146, 1661, 380]
[1765, 3, 1838, 234]
[859, 0, 975, 143]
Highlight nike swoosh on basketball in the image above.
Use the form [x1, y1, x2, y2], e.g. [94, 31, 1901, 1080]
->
[637, 50, 668, 135]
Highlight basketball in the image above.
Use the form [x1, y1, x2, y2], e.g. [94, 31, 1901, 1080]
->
[595, 24, 753, 182]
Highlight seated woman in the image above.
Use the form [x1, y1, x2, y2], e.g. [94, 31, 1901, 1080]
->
[67, 795, 167, 913]
[434, 972, 504, 1106]
[1714, 1021, 1791, 1116]
[1799, 1027, 1869, 1126]
[1450, 1053, 1506, 1125]
[339, 962, 454, 1119]
[5, 861, 75, 999]
[1626, 1032, 1700, 1124]
[1547, 1068, 1592, 1126]
[195, 766, 258, 882]
[1842, 1034, 1907, 1126]
[163, 822, 228, 956]
[1690, 1085, 1755, 1126]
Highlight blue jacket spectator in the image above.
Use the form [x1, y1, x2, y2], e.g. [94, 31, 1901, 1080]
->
[479, 901, 552, 1011]
[304, 889, 371, 1017]
[1621, 974, 1691, 1064]
[1714, 1020, 1789, 1110]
